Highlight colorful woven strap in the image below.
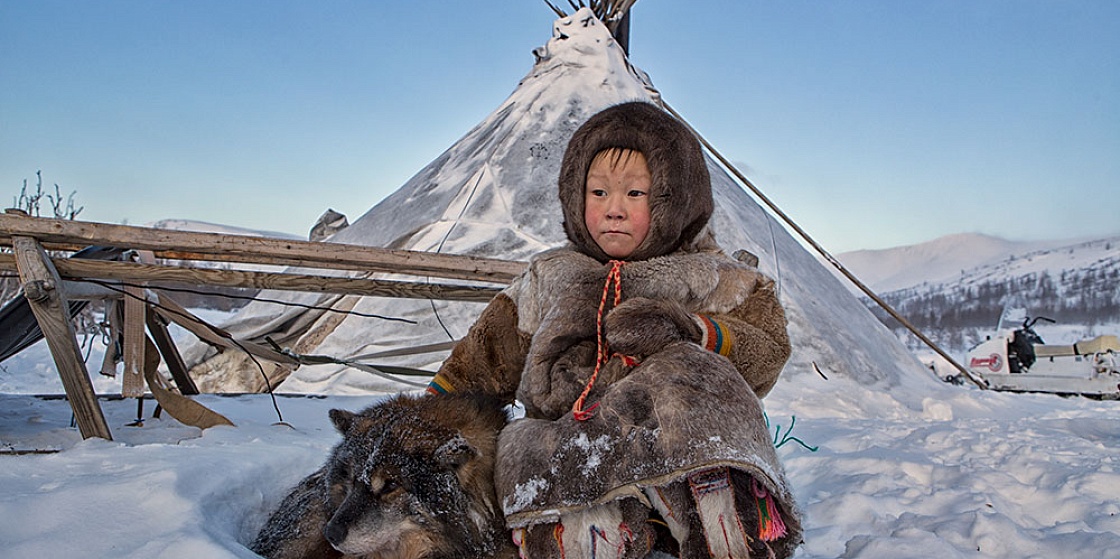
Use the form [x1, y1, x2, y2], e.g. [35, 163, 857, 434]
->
[688, 467, 754, 557]
[426, 373, 455, 395]
[696, 314, 735, 357]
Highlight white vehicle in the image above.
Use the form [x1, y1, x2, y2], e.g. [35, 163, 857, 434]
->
[961, 316, 1120, 398]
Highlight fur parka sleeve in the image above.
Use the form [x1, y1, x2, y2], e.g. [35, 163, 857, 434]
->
[428, 293, 532, 405]
[698, 274, 790, 398]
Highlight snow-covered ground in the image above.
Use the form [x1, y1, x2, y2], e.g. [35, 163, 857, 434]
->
[1, 238, 1117, 559]
[2, 333, 1119, 558]
[776, 376, 1120, 558]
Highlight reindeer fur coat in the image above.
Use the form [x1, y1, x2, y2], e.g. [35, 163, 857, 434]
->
[430, 101, 802, 556]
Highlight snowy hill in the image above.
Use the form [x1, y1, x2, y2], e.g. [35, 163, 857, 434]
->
[832, 233, 1120, 352]
[832, 233, 1084, 294]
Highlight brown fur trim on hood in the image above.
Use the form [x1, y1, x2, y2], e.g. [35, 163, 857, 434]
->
[558, 101, 713, 262]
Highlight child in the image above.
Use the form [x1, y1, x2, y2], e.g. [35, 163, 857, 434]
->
[429, 102, 801, 559]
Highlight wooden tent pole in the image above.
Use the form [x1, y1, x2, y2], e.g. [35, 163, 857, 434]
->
[660, 101, 988, 390]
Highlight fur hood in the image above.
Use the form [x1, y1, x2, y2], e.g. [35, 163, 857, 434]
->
[558, 101, 713, 262]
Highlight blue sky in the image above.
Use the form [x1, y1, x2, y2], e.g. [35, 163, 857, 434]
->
[2, 1, 1117, 252]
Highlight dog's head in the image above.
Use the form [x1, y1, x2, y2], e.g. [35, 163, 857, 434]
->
[321, 393, 508, 559]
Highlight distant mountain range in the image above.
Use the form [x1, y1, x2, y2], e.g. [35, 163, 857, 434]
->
[831, 233, 1120, 351]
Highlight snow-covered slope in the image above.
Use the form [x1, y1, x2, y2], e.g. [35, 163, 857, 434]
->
[833, 233, 1082, 294]
[833, 233, 1120, 352]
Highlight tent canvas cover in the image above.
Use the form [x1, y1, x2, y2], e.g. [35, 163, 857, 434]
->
[185, 8, 933, 409]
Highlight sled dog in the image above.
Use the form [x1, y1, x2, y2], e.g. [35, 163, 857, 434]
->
[251, 392, 514, 559]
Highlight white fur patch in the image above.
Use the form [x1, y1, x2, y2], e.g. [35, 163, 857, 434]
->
[690, 468, 753, 558]
[644, 485, 691, 546]
[559, 502, 634, 559]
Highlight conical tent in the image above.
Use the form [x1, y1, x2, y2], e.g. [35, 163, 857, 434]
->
[185, 8, 934, 403]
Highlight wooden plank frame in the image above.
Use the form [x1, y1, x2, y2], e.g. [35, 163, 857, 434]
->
[121, 285, 146, 398]
[0, 214, 526, 283]
[0, 255, 504, 302]
[0, 214, 531, 439]
[145, 309, 199, 395]
[10, 235, 112, 440]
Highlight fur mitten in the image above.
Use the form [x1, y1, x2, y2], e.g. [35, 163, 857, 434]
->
[605, 297, 703, 359]
[518, 292, 601, 419]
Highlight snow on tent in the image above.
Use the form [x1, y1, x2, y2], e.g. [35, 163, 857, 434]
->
[184, 7, 935, 407]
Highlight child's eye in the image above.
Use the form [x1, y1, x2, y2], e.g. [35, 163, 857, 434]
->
[588, 189, 607, 197]
[628, 189, 648, 197]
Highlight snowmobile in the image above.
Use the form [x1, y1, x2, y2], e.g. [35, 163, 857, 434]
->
[960, 316, 1120, 398]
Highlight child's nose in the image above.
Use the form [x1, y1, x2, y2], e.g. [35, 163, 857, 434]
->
[605, 196, 626, 218]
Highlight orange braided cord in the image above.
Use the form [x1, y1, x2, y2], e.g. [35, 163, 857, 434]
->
[572, 260, 625, 420]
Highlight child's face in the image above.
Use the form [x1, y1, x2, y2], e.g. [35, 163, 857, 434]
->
[584, 149, 652, 259]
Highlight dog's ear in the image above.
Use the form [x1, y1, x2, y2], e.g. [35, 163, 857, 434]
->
[329, 409, 357, 434]
[436, 434, 478, 469]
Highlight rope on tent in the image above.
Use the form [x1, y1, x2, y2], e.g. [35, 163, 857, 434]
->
[765, 210, 783, 297]
[265, 337, 432, 389]
[658, 100, 988, 390]
[428, 164, 492, 342]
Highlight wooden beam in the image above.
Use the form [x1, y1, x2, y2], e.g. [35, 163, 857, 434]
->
[60, 278, 125, 300]
[121, 285, 146, 398]
[147, 293, 300, 366]
[10, 236, 112, 440]
[145, 309, 199, 395]
[0, 253, 502, 302]
[0, 214, 526, 283]
[100, 300, 122, 378]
